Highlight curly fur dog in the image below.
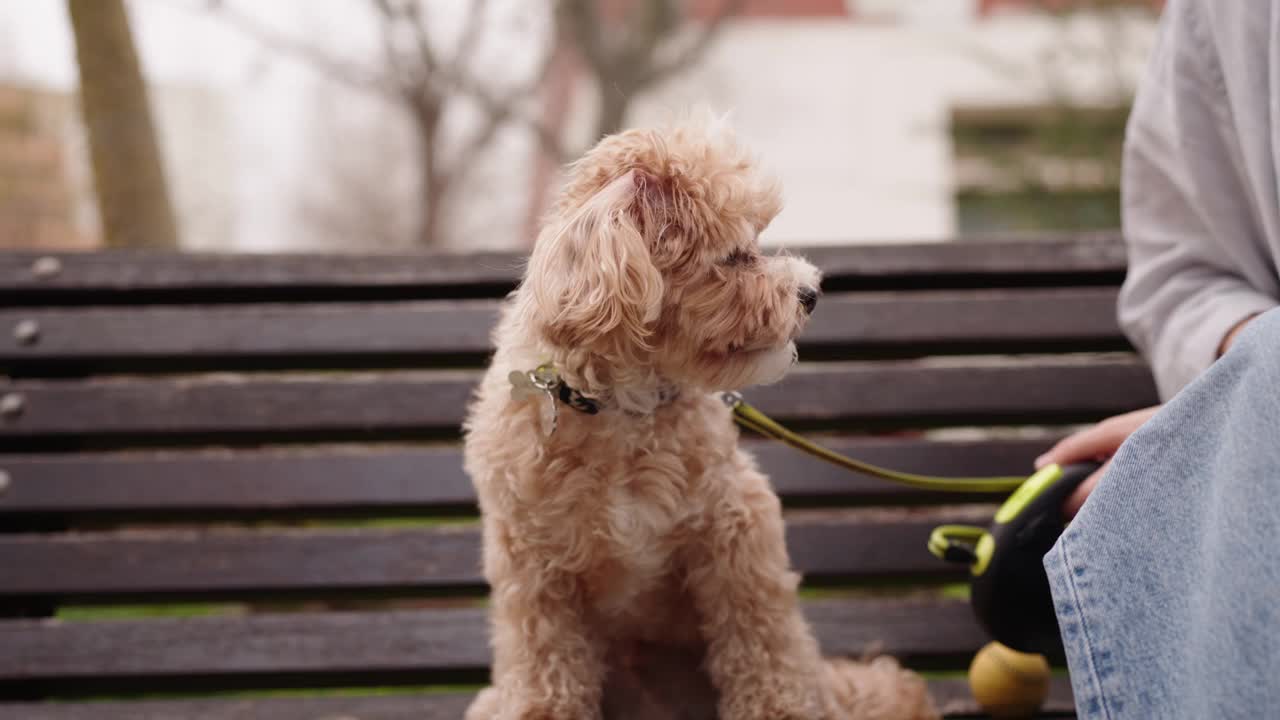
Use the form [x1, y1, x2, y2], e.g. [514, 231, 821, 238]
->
[463, 114, 938, 720]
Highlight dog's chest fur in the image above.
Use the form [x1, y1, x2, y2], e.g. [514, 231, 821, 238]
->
[472, 386, 739, 624]
[546, 402, 726, 616]
[577, 453, 701, 616]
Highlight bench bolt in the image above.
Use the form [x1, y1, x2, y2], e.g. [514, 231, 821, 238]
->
[13, 320, 39, 346]
[0, 394, 23, 420]
[31, 256, 62, 279]
[0, 470, 9, 495]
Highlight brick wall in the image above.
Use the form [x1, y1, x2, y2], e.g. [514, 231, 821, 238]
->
[0, 85, 96, 250]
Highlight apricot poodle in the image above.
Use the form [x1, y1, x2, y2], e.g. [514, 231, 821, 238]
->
[463, 113, 937, 720]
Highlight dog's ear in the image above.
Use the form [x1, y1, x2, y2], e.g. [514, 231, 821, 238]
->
[527, 170, 665, 365]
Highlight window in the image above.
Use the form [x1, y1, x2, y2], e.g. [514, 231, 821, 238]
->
[951, 105, 1128, 234]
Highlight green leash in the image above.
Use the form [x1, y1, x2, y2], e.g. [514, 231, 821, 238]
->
[721, 392, 1028, 494]
[722, 391, 1097, 659]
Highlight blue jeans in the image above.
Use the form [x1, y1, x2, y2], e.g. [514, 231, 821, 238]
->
[1044, 308, 1280, 719]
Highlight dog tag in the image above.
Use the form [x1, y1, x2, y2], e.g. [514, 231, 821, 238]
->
[509, 368, 559, 438]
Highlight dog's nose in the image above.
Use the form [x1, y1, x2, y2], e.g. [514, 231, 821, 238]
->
[798, 286, 819, 315]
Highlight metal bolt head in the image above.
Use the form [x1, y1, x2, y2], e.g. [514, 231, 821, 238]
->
[31, 256, 62, 279]
[13, 319, 39, 346]
[0, 470, 9, 495]
[0, 393, 23, 420]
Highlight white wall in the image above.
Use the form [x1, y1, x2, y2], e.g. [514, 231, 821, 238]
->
[625, 10, 1155, 246]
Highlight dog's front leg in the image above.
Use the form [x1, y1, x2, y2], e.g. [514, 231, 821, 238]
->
[684, 478, 827, 720]
[484, 567, 606, 720]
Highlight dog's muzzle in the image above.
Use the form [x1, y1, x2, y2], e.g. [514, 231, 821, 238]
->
[798, 286, 819, 315]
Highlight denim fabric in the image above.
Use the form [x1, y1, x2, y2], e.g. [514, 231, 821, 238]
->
[1044, 307, 1280, 719]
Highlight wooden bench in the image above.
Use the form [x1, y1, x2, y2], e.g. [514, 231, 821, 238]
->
[0, 235, 1157, 719]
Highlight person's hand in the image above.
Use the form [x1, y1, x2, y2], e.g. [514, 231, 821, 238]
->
[1035, 405, 1162, 518]
[1219, 313, 1259, 356]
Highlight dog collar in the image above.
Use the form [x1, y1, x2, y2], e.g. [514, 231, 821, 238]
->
[509, 364, 601, 416]
[509, 364, 681, 417]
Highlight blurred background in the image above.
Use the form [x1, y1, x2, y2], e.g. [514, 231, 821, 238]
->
[0, 0, 1160, 255]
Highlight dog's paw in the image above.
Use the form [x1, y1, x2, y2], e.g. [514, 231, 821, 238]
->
[498, 700, 603, 720]
[717, 675, 824, 720]
[822, 657, 940, 720]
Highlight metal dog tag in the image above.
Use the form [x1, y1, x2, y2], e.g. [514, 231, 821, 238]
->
[508, 367, 559, 438]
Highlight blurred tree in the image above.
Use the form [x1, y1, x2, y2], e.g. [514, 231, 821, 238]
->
[556, 0, 744, 147]
[953, 0, 1158, 234]
[68, 0, 180, 249]
[213, 0, 552, 248]
[517, 0, 744, 242]
[213, 1, 743, 248]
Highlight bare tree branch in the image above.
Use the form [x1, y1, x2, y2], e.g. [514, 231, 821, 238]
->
[454, 0, 490, 69]
[641, 0, 745, 87]
[620, 0, 679, 74]
[205, 0, 564, 246]
[205, 1, 394, 96]
[550, 0, 744, 143]
[370, 2, 421, 102]
[447, 39, 565, 171]
[373, 0, 440, 73]
[557, 0, 612, 78]
[401, 1, 440, 74]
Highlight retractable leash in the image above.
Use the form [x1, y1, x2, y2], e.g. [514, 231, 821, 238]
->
[721, 392, 1099, 661]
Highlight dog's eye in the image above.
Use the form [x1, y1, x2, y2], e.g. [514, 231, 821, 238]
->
[720, 249, 757, 267]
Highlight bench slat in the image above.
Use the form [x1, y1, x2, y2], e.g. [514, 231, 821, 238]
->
[0, 288, 1122, 368]
[0, 694, 474, 720]
[0, 678, 1078, 719]
[0, 251, 522, 297]
[0, 438, 1050, 516]
[802, 287, 1121, 348]
[0, 236, 1124, 299]
[0, 510, 991, 598]
[0, 358, 1156, 440]
[0, 301, 499, 365]
[0, 598, 985, 686]
[747, 357, 1154, 422]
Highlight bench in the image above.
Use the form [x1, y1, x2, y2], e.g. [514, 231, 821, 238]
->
[0, 234, 1157, 718]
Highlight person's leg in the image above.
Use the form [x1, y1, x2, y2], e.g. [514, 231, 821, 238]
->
[1044, 307, 1280, 719]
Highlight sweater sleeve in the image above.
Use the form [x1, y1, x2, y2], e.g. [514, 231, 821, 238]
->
[1118, 0, 1279, 400]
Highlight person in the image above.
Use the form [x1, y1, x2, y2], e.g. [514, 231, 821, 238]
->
[1034, 1, 1280, 717]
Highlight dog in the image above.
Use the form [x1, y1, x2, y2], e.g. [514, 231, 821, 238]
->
[463, 113, 938, 720]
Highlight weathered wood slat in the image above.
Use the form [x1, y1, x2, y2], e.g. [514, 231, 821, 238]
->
[0, 598, 986, 686]
[800, 233, 1124, 279]
[801, 288, 1121, 348]
[0, 371, 478, 438]
[744, 357, 1155, 423]
[0, 358, 1156, 439]
[0, 678, 1078, 719]
[0, 288, 1122, 368]
[0, 251, 524, 297]
[0, 301, 500, 364]
[0, 446, 474, 515]
[0, 438, 1050, 516]
[0, 236, 1124, 300]
[0, 510, 990, 598]
[0, 694, 474, 720]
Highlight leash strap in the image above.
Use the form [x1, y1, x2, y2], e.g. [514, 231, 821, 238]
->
[722, 393, 1027, 494]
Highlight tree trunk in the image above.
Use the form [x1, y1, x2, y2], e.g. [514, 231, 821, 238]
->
[420, 173, 446, 249]
[68, 0, 180, 249]
[412, 102, 446, 248]
[594, 82, 632, 142]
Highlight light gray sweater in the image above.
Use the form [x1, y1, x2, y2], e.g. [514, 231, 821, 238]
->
[1119, 0, 1280, 400]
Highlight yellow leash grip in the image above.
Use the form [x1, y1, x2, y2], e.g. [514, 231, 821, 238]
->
[928, 525, 995, 575]
[724, 393, 1028, 494]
